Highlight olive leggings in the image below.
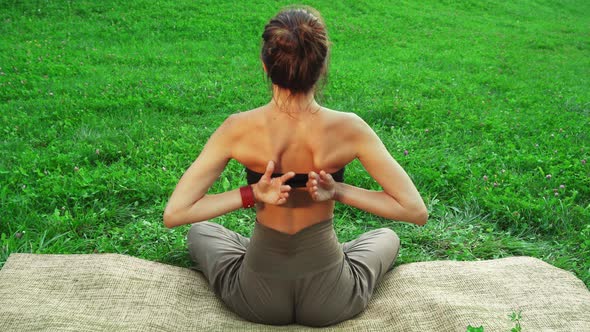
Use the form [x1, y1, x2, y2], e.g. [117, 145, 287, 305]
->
[187, 219, 400, 327]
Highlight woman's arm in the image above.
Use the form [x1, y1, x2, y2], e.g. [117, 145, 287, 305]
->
[307, 115, 428, 226]
[333, 182, 427, 225]
[163, 116, 236, 228]
[163, 116, 294, 228]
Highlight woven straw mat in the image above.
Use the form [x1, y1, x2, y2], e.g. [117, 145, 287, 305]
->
[0, 254, 589, 331]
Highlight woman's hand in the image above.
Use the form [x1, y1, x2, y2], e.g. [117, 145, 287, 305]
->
[307, 170, 336, 202]
[252, 161, 295, 205]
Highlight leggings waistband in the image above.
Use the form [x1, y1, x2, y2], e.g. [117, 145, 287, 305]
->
[244, 219, 344, 279]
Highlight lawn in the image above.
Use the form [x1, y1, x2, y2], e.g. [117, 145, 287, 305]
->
[1, 0, 589, 287]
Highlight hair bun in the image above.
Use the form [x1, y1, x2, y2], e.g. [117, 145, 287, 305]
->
[261, 7, 329, 94]
[295, 24, 314, 56]
[275, 30, 297, 54]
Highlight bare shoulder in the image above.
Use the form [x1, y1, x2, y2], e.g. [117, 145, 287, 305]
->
[215, 107, 264, 138]
[320, 107, 372, 135]
[321, 107, 361, 123]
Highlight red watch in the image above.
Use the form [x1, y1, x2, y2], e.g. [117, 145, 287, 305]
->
[239, 185, 256, 209]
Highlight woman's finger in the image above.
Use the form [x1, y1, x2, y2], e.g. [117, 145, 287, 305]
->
[309, 171, 319, 182]
[280, 171, 296, 183]
[262, 160, 275, 181]
[280, 185, 292, 192]
[319, 170, 333, 182]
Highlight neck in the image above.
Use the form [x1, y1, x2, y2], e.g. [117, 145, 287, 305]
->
[270, 85, 318, 113]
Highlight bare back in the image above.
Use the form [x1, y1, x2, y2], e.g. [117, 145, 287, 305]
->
[230, 104, 360, 234]
[164, 101, 425, 230]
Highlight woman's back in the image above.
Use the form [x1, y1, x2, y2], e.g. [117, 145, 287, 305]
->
[229, 102, 360, 233]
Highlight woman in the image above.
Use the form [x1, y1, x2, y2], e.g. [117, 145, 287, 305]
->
[164, 6, 427, 327]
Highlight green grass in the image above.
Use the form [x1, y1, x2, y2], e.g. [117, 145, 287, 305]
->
[1, 0, 589, 287]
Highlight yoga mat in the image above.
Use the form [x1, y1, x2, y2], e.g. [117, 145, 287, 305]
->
[1, 254, 589, 331]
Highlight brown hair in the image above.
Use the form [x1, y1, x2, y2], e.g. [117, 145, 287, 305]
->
[261, 6, 329, 95]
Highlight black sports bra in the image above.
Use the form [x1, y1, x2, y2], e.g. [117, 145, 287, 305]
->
[245, 167, 345, 188]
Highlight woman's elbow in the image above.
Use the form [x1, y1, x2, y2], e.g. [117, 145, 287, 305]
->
[413, 206, 429, 226]
[399, 202, 428, 226]
[163, 209, 179, 228]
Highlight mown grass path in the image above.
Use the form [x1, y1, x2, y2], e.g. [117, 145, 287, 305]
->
[1, 1, 588, 286]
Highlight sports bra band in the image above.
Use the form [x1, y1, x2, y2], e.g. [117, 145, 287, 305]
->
[245, 167, 345, 188]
